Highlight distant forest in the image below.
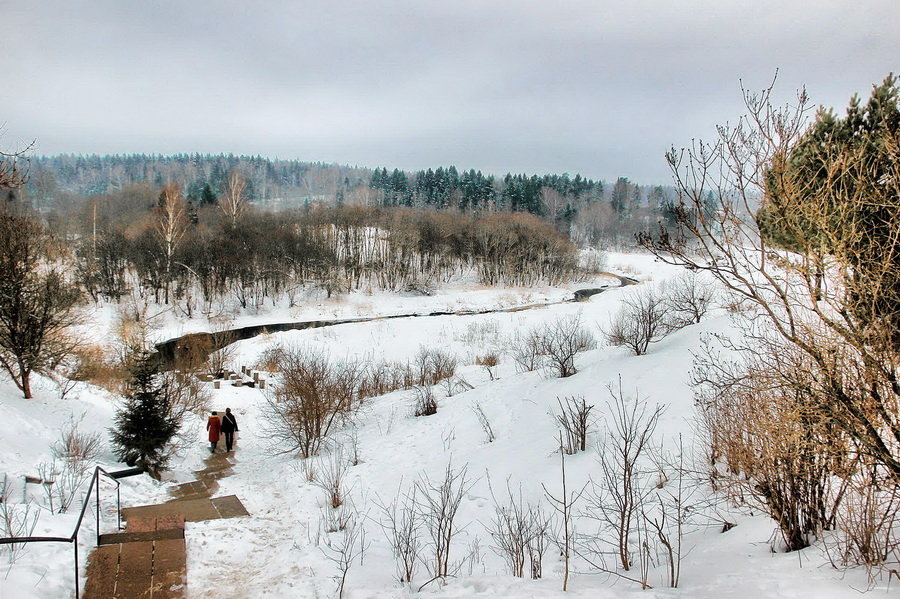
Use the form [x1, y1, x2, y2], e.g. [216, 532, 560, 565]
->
[14, 153, 693, 247]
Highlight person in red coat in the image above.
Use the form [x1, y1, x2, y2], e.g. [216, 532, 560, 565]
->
[206, 411, 222, 453]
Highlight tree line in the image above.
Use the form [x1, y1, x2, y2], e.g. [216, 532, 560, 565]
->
[56, 185, 582, 310]
[16, 153, 688, 249]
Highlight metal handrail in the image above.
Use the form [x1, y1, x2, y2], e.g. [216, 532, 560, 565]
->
[0, 465, 127, 598]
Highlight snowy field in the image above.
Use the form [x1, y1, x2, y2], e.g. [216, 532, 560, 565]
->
[0, 252, 893, 598]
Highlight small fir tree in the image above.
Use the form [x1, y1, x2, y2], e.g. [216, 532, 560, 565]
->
[110, 351, 180, 478]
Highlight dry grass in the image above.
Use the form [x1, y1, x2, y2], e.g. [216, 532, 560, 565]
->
[69, 344, 128, 393]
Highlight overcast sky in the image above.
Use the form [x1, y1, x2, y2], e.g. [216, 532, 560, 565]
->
[1, 1, 897, 184]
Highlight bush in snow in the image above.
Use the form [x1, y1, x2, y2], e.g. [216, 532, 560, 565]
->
[262, 347, 359, 458]
[605, 286, 671, 355]
[664, 271, 716, 328]
[376, 486, 421, 585]
[416, 464, 471, 579]
[554, 395, 594, 454]
[412, 385, 437, 417]
[584, 379, 663, 572]
[537, 314, 596, 377]
[488, 484, 553, 579]
[509, 329, 544, 373]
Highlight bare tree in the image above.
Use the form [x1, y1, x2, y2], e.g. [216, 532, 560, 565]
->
[605, 286, 671, 355]
[0, 212, 81, 398]
[220, 170, 248, 226]
[154, 184, 188, 305]
[0, 140, 32, 190]
[638, 77, 900, 485]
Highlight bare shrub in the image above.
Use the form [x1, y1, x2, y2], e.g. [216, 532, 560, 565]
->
[414, 347, 457, 386]
[643, 436, 702, 588]
[587, 379, 663, 571]
[412, 385, 437, 417]
[543, 442, 586, 591]
[693, 339, 848, 552]
[509, 329, 543, 373]
[579, 249, 608, 276]
[37, 457, 90, 514]
[299, 458, 318, 483]
[488, 484, 552, 579]
[475, 353, 500, 380]
[321, 502, 355, 533]
[344, 429, 362, 466]
[526, 504, 552, 579]
[262, 347, 355, 458]
[472, 403, 495, 443]
[53, 418, 103, 467]
[1, 476, 39, 565]
[256, 343, 289, 372]
[555, 396, 594, 454]
[441, 374, 473, 398]
[456, 320, 502, 346]
[314, 451, 351, 509]
[665, 271, 715, 328]
[537, 314, 596, 377]
[377, 486, 421, 584]
[416, 464, 471, 579]
[831, 473, 900, 576]
[605, 286, 671, 355]
[320, 510, 368, 599]
[489, 488, 530, 578]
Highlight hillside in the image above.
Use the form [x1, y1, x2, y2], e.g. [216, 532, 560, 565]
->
[0, 253, 890, 598]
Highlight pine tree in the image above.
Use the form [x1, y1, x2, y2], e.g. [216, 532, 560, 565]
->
[110, 351, 180, 478]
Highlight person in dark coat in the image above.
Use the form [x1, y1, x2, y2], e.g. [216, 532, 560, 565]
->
[207, 411, 222, 453]
[221, 407, 239, 452]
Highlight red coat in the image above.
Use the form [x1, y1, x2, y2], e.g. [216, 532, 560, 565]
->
[207, 416, 222, 442]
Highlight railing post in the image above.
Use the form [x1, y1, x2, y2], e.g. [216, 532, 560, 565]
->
[95, 469, 100, 544]
[74, 541, 79, 598]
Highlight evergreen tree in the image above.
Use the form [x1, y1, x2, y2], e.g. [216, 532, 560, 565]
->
[611, 177, 631, 216]
[110, 351, 180, 478]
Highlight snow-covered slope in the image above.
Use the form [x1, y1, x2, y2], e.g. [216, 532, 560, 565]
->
[0, 253, 891, 598]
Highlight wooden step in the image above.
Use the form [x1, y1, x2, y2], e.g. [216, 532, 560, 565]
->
[98, 527, 184, 545]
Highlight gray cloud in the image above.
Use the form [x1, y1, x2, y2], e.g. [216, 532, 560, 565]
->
[1, 0, 897, 183]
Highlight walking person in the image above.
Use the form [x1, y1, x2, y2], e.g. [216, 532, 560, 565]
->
[221, 407, 239, 452]
[206, 411, 222, 453]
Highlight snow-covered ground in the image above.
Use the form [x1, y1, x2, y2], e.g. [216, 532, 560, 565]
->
[0, 252, 892, 598]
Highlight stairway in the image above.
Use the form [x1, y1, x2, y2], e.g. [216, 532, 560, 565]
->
[84, 453, 249, 598]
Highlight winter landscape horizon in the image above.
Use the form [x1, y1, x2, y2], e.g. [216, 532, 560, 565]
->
[1, 2, 899, 598]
